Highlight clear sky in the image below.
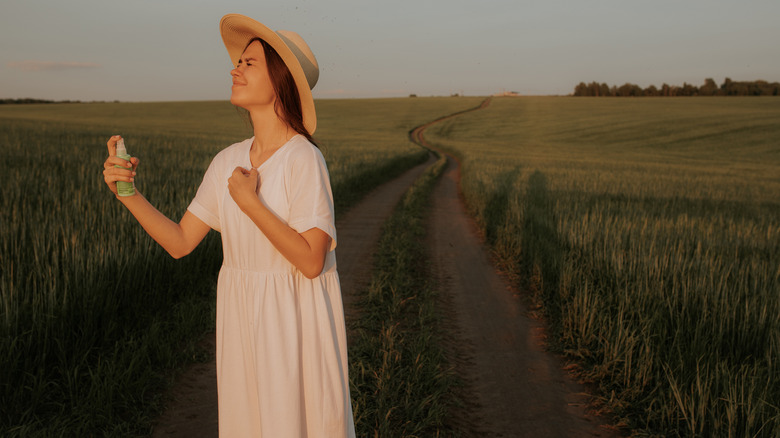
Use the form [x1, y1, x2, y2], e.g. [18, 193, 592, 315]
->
[2, 0, 778, 101]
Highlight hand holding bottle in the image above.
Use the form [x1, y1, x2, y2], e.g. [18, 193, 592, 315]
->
[103, 135, 139, 197]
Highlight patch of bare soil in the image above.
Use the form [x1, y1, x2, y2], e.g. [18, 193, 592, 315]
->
[151, 335, 218, 437]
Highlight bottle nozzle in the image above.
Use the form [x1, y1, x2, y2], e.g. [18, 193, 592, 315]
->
[116, 138, 127, 156]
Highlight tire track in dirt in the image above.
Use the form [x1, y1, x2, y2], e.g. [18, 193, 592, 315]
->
[414, 98, 621, 437]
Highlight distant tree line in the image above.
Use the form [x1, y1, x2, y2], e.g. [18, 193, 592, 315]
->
[0, 98, 83, 104]
[573, 78, 780, 97]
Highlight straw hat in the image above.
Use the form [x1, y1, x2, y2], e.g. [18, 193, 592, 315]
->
[220, 13, 319, 134]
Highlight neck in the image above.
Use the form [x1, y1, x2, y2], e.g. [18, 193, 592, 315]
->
[248, 105, 294, 153]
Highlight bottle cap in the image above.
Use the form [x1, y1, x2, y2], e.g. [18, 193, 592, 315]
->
[116, 138, 127, 156]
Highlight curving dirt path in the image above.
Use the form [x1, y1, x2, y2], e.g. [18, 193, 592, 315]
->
[152, 100, 619, 437]
[415, 100, 620, 437]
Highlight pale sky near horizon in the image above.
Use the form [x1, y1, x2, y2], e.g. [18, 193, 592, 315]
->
[2, 0, 779, 102]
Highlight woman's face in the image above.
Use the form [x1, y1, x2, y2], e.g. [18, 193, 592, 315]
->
[230, 40, 275, 110]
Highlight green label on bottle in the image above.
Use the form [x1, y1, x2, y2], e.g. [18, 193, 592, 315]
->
[114, 153, 135, 197]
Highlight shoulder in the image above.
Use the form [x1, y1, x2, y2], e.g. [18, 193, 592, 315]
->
[284, 135, 326, 166]
[212, 137, 251, 164]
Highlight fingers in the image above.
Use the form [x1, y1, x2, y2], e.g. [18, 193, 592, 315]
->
[104, 135, 139, 196]
[107, 135, 121, 156]
[103, 133, 138, 169]
[103, 166, 136, 183]
[228, 167, 245, 188]
[104, 135, 131, 169]
[232, 166, 251, 177]
[228, 167, 259, 193]
[102, 165, 134, 197]
[103, 155, 134, 169]
[230, 167, 258, 182]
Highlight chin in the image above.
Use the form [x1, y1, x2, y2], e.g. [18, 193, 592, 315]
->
[230, 91, 274, 111]
[230, 95, 248, 109]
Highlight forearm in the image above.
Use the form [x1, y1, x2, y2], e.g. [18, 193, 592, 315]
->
[117, 192, 198, 259]
[239, 197, 327, 278]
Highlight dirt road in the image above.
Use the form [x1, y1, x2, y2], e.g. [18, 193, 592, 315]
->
[152, 102, 618, 437]
[415, 101, 618, 437]
[428, 156, 617, 437]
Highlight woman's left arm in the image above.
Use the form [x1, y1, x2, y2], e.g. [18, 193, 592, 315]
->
[228, 166, 330, 279]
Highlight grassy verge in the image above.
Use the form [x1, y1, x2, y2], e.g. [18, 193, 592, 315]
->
[348, 154, 456, 437]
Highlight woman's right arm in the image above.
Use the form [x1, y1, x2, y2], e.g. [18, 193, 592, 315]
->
[103, 135, 211, 259]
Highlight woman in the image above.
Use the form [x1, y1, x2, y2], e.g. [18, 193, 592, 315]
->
[102, 14, 355, 437]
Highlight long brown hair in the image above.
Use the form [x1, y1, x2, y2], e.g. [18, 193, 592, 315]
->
[246, 37, 317, 147]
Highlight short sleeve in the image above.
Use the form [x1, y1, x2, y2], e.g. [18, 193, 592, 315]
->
[287, 144, 337, 251]
[187, 156, 222, 232]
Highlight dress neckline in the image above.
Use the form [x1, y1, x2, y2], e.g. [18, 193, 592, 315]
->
[246, 134, 300, 170]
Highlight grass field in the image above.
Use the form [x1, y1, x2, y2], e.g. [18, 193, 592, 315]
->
[0, 97, 482, 436]
[5, 95, 776, 437]
[424, 96, 780, 437]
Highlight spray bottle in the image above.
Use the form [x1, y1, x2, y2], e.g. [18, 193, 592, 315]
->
[114, 138, 135, 197]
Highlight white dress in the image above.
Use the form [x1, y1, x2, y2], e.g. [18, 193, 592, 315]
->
[187, 135, 356, 438]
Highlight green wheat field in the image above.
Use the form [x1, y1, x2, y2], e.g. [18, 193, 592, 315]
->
[1, 96, 778, 437]
[0, 97, 482, 436]
[425, 96, 780, 437]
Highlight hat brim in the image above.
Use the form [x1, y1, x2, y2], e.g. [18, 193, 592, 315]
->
[220, 14, 317, 134]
